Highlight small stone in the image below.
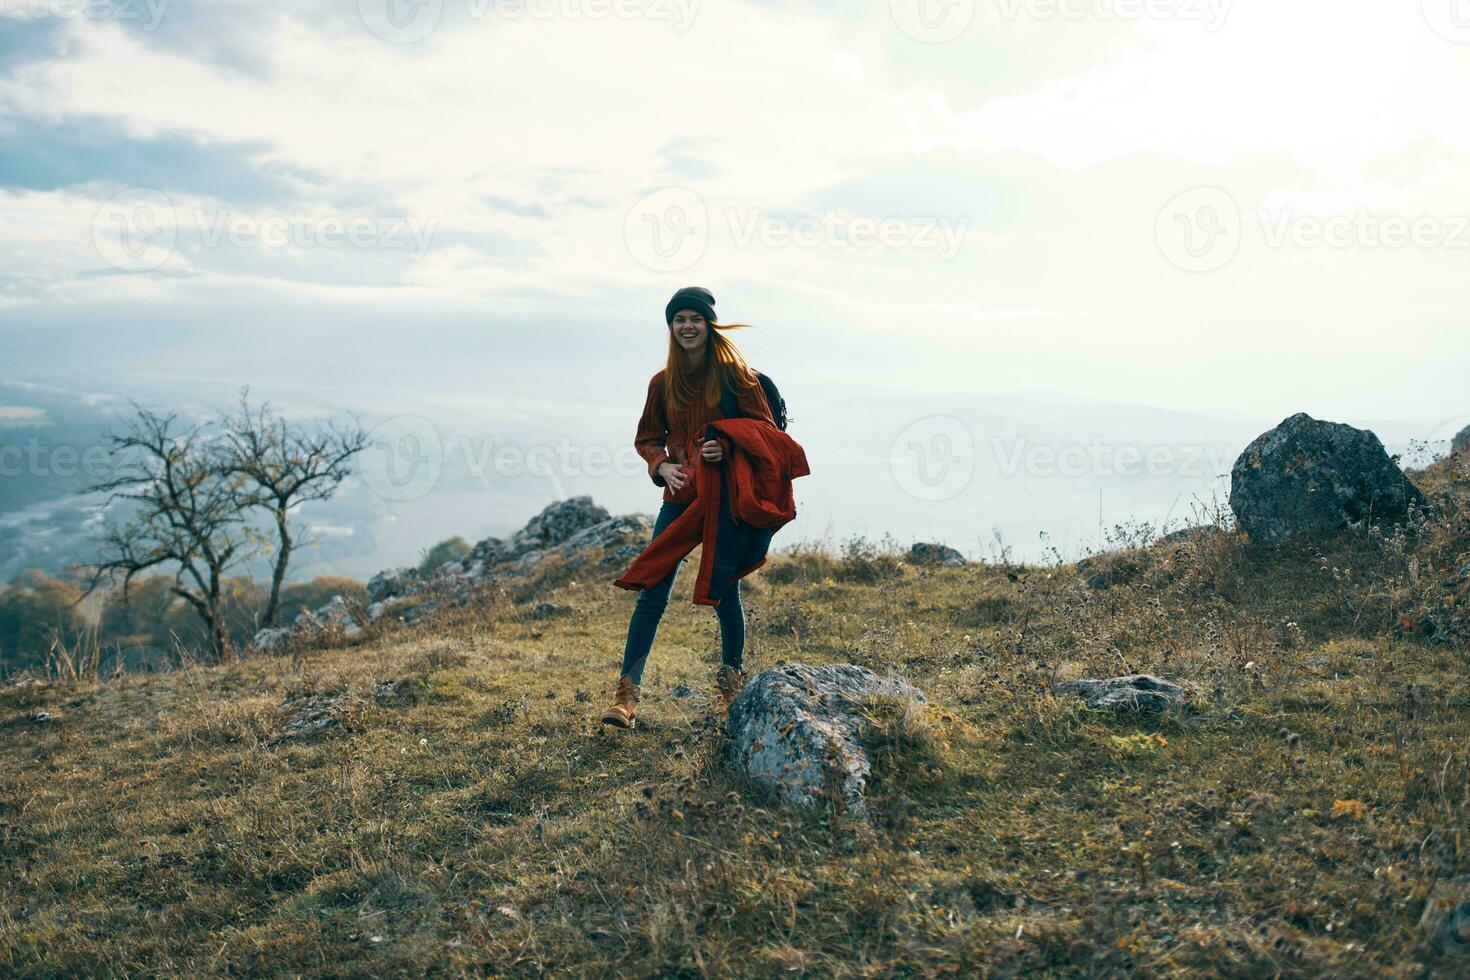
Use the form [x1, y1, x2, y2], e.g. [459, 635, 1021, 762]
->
[1420, 876, 1470, 958]
[1052, 674, 1188, 712]
[908, 542, 967, 567]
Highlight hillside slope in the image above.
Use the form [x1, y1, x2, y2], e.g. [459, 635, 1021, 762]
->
[2, 456, 1468, 977]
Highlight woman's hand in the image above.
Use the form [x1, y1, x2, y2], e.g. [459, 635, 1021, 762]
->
[658, 460, 689, 490]
[700, 438, 723, 463]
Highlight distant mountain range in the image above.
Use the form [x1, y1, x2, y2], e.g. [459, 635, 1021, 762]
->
[1, 377, 1460, 585]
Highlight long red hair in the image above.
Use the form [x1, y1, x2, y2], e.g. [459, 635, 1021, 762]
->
[661, 318, 763, 415]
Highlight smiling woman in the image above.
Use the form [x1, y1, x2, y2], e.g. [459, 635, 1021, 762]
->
[598, 286, 783, 730]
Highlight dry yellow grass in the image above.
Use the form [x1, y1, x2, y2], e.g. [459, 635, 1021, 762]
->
[3, 455, 1468, 977]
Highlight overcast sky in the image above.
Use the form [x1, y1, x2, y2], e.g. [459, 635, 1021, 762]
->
[2, 0, 1468, 428]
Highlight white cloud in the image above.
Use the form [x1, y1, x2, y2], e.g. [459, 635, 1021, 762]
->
[0, 1, 1466, 420]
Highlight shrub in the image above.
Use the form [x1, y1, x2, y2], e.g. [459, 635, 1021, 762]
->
[418, 536, 472, 575]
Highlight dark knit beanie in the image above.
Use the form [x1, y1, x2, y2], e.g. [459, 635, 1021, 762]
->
[665, 286, 716, 326]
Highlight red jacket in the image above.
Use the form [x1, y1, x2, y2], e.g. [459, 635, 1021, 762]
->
[613, 417, 811, 606]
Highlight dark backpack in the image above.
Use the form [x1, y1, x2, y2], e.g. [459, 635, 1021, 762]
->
[720, 371, 789, 431]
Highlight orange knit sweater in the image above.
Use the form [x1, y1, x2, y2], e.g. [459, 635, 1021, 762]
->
[634, 364, 775, 503]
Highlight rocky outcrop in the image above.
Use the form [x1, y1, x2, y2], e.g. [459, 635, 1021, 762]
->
[724, 663, 928, 815]
[469, 495, 613, 566]
[252, 595, 368, 653]
[255, 496, 654, 650]
[908, 542, 967, 567]
[1229, 413, 1426, 543]
[1053, 674, 1187, 712]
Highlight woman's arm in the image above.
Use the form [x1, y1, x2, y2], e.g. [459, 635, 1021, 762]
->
[634, 373, 671, 486]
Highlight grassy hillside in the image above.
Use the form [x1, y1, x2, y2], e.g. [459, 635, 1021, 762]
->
[3, 456, 1468, 977]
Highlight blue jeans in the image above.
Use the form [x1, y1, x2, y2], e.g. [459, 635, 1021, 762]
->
[618, 491, 746, 686]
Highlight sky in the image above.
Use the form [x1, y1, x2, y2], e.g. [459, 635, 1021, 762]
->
[1, 0, 1468, 565]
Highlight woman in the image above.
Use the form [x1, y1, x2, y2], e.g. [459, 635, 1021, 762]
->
[600, 286, 777, 730]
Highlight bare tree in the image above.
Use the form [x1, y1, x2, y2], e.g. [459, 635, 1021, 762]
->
[79, 405, 253, 662]
[219, 386, 369, 628]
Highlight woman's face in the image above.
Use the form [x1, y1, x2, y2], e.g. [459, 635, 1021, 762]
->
[669, 308, 708, 355]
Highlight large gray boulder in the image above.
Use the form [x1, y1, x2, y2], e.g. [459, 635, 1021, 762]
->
[724, 663, 927, 815]
[1229, 412, 1425, 543]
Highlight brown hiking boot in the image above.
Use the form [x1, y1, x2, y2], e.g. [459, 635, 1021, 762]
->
[713, 665, 747, 712]
[599, 674, 640, 729]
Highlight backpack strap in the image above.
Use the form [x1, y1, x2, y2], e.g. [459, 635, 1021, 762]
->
[719, 371, 785, 428]
[719, 374, 743, 421]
